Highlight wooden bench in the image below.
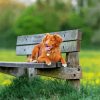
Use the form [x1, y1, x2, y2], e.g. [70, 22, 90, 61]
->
[0, 29, 82, 89]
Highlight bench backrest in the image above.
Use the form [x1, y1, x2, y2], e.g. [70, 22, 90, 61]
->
[16, 29, 82, 56]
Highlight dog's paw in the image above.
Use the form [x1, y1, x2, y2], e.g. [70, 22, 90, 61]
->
[47, 62, 51, 66]
[32, 60, 38, 63]
[62, 64, 67, 67]
[28, 58, 33, 62]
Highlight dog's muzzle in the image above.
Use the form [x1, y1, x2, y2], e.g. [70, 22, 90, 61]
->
[45, 44, 53, 51]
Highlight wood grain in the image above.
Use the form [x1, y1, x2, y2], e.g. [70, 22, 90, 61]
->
[0, 61, 81, 69]
[16, 41, 80, 55]
[67, 52, 79, 67]
[67, 52, 82, 89]
[0, 62, 57, 68]
[16, 30, 82, 45]
[0, 67, 26, 76]
[37, 67, 82, 79]
[0, 61, 82, 79]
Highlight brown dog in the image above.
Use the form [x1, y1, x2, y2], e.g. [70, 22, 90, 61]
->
[29, 33, 67, 67]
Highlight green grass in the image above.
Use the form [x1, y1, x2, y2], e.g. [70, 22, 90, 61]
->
[0, 49, 100, 100]
[0, 76, 100, 100]
[80, 50, 100, 72]
[0, 76, 78, 100]
[0, 49, 25, 62]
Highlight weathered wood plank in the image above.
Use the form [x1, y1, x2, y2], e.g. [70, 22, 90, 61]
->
[0, 61, 82, 79]
[37, 67, 82, 79]
[0, 61, 81, 69]
[67, 52, 82, 89]
[26, 55, 37, 78]
[67, 52, 79, 67]
[0, 66, 82, 79]
[0, 67, 26, 76]
[57, 62, 80, 68]
[0, 62, 57, 68]
[17, 30, 82, 45]
[16, 41, 80, 55]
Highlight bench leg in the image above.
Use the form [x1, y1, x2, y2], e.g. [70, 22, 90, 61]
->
[67, 52, 81, 90]
[27, 55, 37, 78]
[68, 79, 80, 91]
[27, 68, 37, 78]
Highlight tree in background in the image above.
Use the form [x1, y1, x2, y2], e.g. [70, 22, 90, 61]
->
[75, 0, 100, 46]
[85, 1, 100, 45]
[0, 0, 25, 34]
[0, 0, 25, 48]
[14, 5, 60, 35]
[14, 0, 73, 35]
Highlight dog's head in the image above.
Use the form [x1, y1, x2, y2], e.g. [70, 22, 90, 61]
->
[42, 33, 62, 50]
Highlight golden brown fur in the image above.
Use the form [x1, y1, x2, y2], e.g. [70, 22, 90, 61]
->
[29, 33, 67, 67]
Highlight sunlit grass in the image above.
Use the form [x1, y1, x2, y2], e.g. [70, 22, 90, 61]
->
[0, 49, 26, 62]
[80, 50, 100, 72]
[0, 73, 14, 86]
[80, 50, 100, 85]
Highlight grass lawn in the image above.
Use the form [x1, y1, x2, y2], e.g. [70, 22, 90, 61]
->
[0, 49, 100, 99]
[0, 49, 26, 62]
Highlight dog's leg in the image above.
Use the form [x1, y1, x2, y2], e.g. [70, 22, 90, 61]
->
[61, 57, 67, 67]
[31, 45, 40, 62]
[38, 56, 51, 66]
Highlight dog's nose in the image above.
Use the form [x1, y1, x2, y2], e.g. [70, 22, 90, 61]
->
[45, 44, 48, 47]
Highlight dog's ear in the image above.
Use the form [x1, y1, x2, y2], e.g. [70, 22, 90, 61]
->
[54, 33, 62, 44]
[42, 33, 50, 43]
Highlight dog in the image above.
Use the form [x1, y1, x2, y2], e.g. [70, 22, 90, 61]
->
[29, 33, 67, 67]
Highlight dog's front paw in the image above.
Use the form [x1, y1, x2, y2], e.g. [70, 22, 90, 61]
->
[62, 64, 67, 67]
[28, 59, 32, 62]
[32, 60, 38, 63]
[47, 62, 51, 66]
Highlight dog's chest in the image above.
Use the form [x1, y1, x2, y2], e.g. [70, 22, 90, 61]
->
[46, 50, 58, 58]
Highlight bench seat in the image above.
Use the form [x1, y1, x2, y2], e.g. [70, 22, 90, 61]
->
[0, 62, 82, 79]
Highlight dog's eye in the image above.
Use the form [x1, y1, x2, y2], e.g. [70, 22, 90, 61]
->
[51, 39, 54, 41]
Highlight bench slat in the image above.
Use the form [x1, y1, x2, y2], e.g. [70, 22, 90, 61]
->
[17, 30, 81, 45]
[0, 67, 25, 76]
[16, 41, 80, 55]
[0, 62, 82, 79]
[37, 67, 82, 79]
[0, 67, 82, 79]
[0, 62, 81, 68]
[0, 62, 57, 68]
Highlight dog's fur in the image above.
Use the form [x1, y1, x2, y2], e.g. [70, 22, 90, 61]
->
[29, 33, 67, 67]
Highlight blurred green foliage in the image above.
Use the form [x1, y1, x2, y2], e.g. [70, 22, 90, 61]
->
[14, 6, 60, 35]
[0, 0, 100, 49]
[0, 0, 25, 48]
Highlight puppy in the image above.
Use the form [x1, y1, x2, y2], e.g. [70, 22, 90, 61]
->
[30, 33, 67, 67]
